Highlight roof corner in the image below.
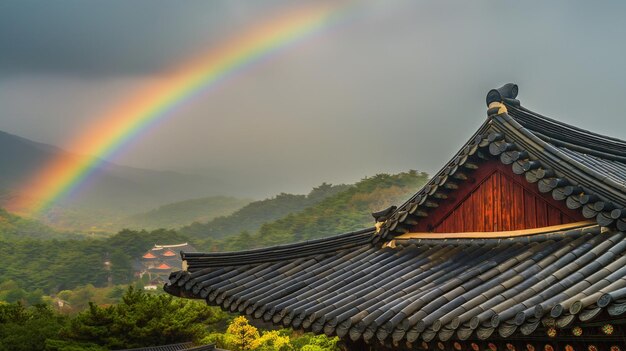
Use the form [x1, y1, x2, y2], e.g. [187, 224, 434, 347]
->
[486, 83, 520, 117]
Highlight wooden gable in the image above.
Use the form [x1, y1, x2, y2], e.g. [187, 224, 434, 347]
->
[413, 159, 585, 233]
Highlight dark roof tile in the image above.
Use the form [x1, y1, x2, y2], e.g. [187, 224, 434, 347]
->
[166, 223, 626, 343]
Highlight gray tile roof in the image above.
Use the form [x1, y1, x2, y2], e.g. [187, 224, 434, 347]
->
[167, 224, 626, 344]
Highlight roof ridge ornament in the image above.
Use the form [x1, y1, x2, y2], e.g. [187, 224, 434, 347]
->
[487, 101, 508, 116]
[486, 83, 519, 116]
[372, 205, 397, 222]
[372, 205, 396, 234]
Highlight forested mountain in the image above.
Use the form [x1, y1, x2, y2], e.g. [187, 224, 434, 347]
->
[0, 229, 189, 294]
[202, 171, 429, 251]
[118, 196, 252, 230]
[0, 171, 428, 304]
[0, 207, 78, 240]
[180, 182, 350, 242]
[251, 171, 429, 247]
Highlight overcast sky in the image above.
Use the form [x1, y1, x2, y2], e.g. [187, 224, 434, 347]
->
[1, 0, 626, 198]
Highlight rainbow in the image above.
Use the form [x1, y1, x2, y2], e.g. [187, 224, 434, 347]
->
[11, 2, 354, 215]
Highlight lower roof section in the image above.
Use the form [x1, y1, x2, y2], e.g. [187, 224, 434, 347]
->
[166, 224, 626, 345]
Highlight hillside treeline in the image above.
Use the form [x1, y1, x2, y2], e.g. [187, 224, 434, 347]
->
[0, 229, 189, 294]
[207, 171, 428, 251]
[119, 196, 252, 230]
[180, 182, 350, 243]
[0, 208, 78, 241]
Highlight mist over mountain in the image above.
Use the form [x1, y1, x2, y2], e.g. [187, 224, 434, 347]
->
[0, 129, 242, 229]
[118, 196, 252, 231]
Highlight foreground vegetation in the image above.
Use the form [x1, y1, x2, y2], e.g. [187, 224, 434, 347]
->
[0, 287, 339, 351]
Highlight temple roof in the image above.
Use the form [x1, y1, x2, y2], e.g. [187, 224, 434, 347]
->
[155, 263, 172, 270]
[167, 223, 626, 344]
[144, 243, 196, 260]
[165, 84, 626, 345]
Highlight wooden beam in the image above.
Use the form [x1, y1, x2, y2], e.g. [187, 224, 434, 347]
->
[395, 221, 594, 240]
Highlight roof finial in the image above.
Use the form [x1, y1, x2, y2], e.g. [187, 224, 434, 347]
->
[372, 205, 396, 222]
[486, 83, 518, 106]
[486, 83, 519, 116]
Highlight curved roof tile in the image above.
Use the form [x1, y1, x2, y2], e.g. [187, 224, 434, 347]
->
[166, 224, 626, 343]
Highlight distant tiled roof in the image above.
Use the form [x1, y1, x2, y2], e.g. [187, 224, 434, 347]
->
[155, 243, 192, 249]
[163, 250, 177, 257]
[155, 263, 172, 270]
[149, 243, 197, 258]
[143, 253, 157, 259]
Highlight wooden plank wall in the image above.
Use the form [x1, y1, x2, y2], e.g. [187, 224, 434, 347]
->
[415, 160, 585, 233]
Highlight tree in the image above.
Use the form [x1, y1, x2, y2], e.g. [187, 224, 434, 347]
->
[290, 333, 340, 351]
[67, 285, 96, 311]
[225, 316, 260, 351]
[254, 330, 291, 351]
[0, 303, 67, 351]
[58, 286, 223, 349]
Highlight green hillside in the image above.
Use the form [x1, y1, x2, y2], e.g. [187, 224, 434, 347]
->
[119, 196, 252, 230]
[180, 182, 350, 243]
[208, 170, 429, 251]
[0, 228, 190, 294]
[0, 207, 80, 240]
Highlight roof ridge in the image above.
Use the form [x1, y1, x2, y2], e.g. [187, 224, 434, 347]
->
[154, 242, 189, 248]
[180, 227, 375, 268]
[505, 103, 626, 157]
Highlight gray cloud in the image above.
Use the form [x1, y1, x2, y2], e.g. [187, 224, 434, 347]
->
[0, 0, 295, 76]
[2, 0, 626, 198]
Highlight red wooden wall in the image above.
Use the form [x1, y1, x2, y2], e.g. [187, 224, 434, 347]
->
[414, 160, 585, 233]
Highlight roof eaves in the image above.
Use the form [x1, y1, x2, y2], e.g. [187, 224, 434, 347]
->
[164, 228, 378, 290]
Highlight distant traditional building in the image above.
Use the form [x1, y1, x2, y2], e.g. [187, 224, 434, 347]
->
[140, 243, 195, 288]
[166, 84, 626, 350]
